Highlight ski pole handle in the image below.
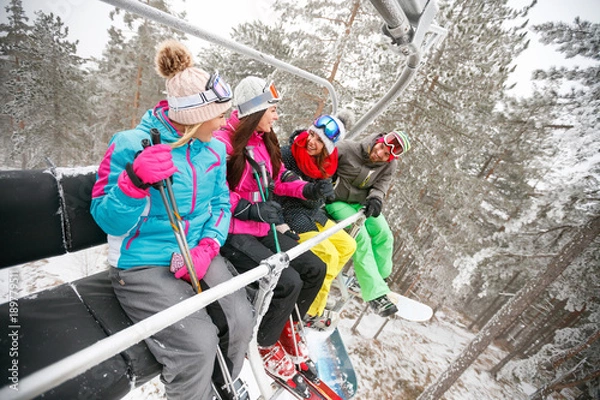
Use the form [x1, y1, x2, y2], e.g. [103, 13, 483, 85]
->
[150, 128, 161, 145]
[258, 161, 270, 199]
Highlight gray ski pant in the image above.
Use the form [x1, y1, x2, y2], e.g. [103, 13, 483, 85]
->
[109, 255, 253, 400]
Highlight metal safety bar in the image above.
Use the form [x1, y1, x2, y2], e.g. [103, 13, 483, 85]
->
[0, 267, 267, 400]
[0, 211, 364, 400]
[100, 0, 338, 114]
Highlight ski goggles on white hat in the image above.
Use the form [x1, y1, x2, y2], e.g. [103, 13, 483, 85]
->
[236, 81, 281, 116]
[383, 130, 411, 157]
[167, 71, 232, 111]
[313, 115, 343, 143]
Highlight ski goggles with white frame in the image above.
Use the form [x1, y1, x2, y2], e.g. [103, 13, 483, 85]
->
[167, 71, 232, 111]
[236, 81, 281, 115]
[383, 130, 410, 157]
[313, 115, 343, 143]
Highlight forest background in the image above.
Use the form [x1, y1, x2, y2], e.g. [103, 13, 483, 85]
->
[1, 0, 598, 398]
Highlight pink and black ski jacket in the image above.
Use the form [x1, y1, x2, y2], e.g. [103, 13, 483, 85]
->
[213, 110, 307, 237]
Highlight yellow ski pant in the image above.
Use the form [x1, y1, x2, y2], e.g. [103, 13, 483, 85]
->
[298, 219, 356, 317]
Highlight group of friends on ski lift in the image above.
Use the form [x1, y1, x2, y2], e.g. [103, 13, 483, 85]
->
[90, 39, 411, 400]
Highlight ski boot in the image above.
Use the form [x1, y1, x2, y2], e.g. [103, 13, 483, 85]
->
[258, 341, 310, 397]
[279, 319, 319, 383]
[304, 310, 338, 332]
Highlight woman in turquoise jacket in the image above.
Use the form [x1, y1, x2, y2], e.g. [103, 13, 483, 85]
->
[91, 40, 252, 400]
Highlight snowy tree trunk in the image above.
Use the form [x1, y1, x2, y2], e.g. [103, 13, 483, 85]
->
[544, 329, 600, 371]
[416, 216, 600, 400]
[490, 298, 567, 377]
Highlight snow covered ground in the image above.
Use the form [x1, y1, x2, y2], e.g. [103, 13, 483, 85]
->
[0, 246, 534, 399]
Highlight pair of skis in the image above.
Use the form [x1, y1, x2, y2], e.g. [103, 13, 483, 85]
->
[267, 370, 341, 400]
[265, 313, 347, 400]
[267, 358, 346, 399]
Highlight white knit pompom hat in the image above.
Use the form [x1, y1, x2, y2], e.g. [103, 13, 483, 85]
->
[155, 40, 231, 125]
[233, 76, 280, 118]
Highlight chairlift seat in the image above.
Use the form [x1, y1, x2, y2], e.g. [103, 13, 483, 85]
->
[0, 169, 160, 399]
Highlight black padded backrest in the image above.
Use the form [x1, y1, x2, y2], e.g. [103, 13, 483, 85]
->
[58, 169, 107, 252]
[0, 283, 132, 399]
[0, 170, 64, 268]
[0, 168, 107, 269]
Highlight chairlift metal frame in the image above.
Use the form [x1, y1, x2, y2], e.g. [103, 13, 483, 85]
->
[0, 1, 446, 399]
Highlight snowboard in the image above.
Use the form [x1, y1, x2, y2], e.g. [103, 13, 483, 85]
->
[387, 291, 433, 322]
[305, 328, 357, 400]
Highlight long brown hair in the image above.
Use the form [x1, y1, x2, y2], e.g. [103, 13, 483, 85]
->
[303, 131, 330, 177]
[227, 110, 282, 190]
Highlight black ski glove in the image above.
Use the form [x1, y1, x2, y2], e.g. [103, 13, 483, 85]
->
[364, 197, 383, 218]
[303, 180, 335, 201]
[234, 199, 284, 224]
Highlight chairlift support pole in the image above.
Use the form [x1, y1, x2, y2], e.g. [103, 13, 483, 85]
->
[348, 0, 446, 139]
[100, 0, 338, 114]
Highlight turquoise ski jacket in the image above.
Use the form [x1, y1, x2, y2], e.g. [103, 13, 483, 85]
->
[91, 101, 231, 269]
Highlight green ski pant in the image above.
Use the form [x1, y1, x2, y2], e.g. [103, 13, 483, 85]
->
[325, 201, 394, 302]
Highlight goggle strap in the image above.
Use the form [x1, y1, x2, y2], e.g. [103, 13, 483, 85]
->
[236, 91, 279, 115]
[167, 90, 215, 111]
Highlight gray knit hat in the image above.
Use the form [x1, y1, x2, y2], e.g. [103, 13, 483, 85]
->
[233, 76, 281, 118]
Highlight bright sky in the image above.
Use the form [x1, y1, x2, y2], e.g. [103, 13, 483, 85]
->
[7, 0, 600, 97]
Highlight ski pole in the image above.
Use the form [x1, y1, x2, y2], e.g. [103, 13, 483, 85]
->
[145, 128, 201, 294]
[246, 146, 281, 252]
[147, 130, 242, 398]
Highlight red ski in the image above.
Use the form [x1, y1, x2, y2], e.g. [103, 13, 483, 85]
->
[301, 375, 342, 400]
[266, 371, 326, 399]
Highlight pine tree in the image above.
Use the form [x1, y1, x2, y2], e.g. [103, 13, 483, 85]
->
[376, 0, 538, 309]
[198, 0, 400, 141]
[0, 0, 31, 166]
[4, 11, 88, 168]
[89, 0, 185, 153]
[417, 217, 600, 400]
[0, 0, 30, 58]
[492, 18, 600, 398]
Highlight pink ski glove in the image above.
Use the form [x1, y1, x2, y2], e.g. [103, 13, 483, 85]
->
[133, 144, 177, 184]
[118, 170, 148, 198]
[170, 238, 220, 282]
[118, 144, 178, 198]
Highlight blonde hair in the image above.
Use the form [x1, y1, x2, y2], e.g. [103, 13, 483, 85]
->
[171, 123, 202, 148]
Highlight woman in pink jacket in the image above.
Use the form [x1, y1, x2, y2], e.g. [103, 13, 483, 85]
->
[214, 76, 330, 387]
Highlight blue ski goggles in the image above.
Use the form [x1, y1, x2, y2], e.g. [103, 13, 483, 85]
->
[313, 115, 343, 143]
[167, 71, 232, 111]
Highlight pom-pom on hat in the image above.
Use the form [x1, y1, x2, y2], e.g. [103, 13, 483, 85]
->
[233, 76, 281, 118]
[309, 113, 347, 155]
[155, 39, 231, 125]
